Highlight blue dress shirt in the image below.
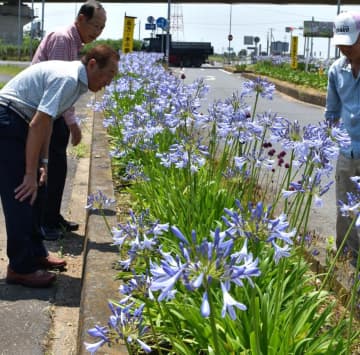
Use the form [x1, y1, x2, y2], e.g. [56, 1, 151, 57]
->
[325, 56, 360, 159]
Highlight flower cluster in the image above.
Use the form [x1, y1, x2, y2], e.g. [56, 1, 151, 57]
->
[85, 302, 151, 354]
[150, 224, 261, 319]
[112, 209, 169, 269]
[86, 190, 116, 211]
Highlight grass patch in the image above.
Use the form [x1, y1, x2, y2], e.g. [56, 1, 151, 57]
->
[0, 65, 25, 88]
[68, 141, 89, 159]
[0, 64, 25, 76]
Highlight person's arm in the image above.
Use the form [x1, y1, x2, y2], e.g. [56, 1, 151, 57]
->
[325, 66, 341, 125]
[14, 111, 53, 205]
[64, 106, 82, 145]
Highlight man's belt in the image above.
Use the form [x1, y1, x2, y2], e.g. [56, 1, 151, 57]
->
[0, 99, 29, 123]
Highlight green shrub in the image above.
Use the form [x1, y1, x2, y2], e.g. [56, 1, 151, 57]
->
[254, 60, 328, 92]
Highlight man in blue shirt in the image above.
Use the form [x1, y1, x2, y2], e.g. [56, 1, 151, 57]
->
[325, 11, 360, 264]
[0, 44, 118, 287]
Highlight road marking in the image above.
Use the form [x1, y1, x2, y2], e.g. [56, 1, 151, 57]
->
[219, 69, 232, 75]
[204, 76, 216, 81]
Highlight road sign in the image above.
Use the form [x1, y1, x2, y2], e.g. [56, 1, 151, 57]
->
[156, 17, 168, 30]
[147, 16, 155, 24]
[254, 36, 260, 43]
[228, 34, 233, 41]
[145, 23, 156, 30]
[244, 36, 253, 45]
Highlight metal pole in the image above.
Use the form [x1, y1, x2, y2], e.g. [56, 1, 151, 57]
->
[17, 0, 21, 59]
[335, 0, 341, 58]
[41, 0, 45, 39]
[228, 4, 232, 64]
[30, 0, 34, 59]
[310, 17, 314, 58]
[165, 0, 170, 65]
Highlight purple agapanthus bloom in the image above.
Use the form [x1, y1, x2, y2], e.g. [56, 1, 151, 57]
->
[272, 241, 291, 264]
[112, 210, 167, 268]
[242, 77, 275, 100]
[338, 187, 360, 228]
[149, 224, 260, 319]
[85, 301, 151, 354]
[201, 291, 211, 317]
[84, 339, 107, 354]
[86, 190, 116, 211]
[267, 213, 296, 245]
[220, 281, 247, 319]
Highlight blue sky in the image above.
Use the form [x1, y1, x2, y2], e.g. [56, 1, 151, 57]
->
[25, 2, 360, 58]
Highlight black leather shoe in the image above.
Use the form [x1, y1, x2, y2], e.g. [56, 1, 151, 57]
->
[57, 216, 79, 232]
[39, 226, 63, 241]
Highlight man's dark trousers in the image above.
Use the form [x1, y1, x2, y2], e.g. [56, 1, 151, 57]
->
[43, 116, 70, 227]
[0, 106, 47, 274]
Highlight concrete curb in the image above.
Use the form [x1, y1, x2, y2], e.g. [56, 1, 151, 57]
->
[240, 71, 326, 107]
[77, 102, 127, 354]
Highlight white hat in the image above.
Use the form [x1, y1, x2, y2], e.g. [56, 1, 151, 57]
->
[333, 11, 360, 46]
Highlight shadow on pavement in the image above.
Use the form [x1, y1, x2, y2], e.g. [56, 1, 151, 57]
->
[0, 272, 80, 306]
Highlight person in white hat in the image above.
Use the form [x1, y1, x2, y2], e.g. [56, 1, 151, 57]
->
[325, 11, 360, 266]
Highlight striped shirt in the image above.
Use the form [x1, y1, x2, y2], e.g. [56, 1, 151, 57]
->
[0, 60, 88, 122]
[32, 24, 83, 125]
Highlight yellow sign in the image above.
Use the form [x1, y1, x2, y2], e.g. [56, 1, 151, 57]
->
[290, 36, 298, 69]
[122, 16, 136, 54]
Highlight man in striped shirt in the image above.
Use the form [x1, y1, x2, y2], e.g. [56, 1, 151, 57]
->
[32, 0, 106, 240]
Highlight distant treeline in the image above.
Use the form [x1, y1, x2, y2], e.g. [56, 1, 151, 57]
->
[0, 37, 143, 61]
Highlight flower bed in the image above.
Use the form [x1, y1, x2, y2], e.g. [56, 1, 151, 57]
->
[85, 52, 360, 354]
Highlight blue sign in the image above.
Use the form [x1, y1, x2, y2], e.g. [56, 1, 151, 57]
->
[156, 17, 168, 30]
[145, 23, 156, 30]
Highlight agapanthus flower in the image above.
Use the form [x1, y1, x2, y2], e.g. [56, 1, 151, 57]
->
[84, 339, 107, 354]
[150, 224, 260, 318]
[338, 190, 360, 228]
[201, 291, 210, 317]
[242, 77, 275, 100]
[85, 325, 109, 354]
[272, 241, 291, 264]
[220, 281, 247, 319]
[112, 210, 166, 267]
[86, 190, 116, 211]
[85, 301, 151, 353]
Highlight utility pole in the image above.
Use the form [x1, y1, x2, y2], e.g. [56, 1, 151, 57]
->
[166, 0, 171, 65]
[335, 0, 341, 58]
[17, 0, 21, 59]
[268, 28, 274, 55]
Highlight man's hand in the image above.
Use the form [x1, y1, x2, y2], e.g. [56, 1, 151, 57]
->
[14, 173, 38, 205]
[39, 165, 48, 186]
[70, 123, 82, 146]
